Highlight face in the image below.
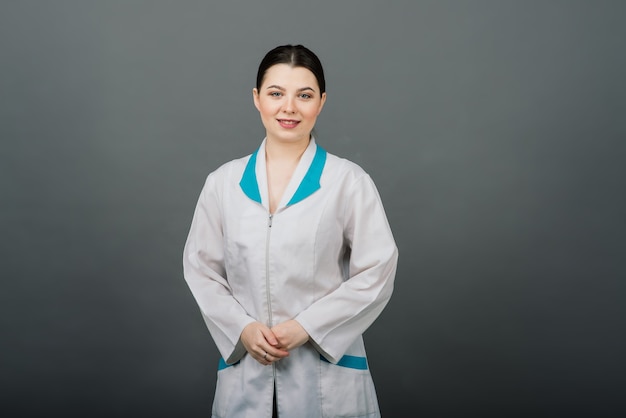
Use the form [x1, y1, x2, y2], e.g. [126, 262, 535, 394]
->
[253, 64, 326, 146]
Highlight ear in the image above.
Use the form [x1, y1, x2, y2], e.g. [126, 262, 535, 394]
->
[317, 92, 327, 115]
[253, 88, 261, 111]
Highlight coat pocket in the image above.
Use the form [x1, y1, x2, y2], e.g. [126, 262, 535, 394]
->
[319, 355, 380, 417]
[212, 358, 241, 418]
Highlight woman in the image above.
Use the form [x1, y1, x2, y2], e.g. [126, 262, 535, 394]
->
[183, 44, 398, 418]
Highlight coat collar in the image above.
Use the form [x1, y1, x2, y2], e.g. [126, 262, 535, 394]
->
[239, 138, 327, 209]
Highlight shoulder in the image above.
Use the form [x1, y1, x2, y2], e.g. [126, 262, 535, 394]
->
[206, 153, 251, 180]
[200, 153, 251, 193]
[323, 149, 371, 186]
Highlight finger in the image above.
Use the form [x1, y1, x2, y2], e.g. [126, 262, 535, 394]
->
[259, 327, 279, 346]
[266, 347, 289, 359]
[266, 342, 289, 357]
[256, 351, 271, 365]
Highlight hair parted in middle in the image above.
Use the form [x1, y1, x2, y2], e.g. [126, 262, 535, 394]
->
[256, 44, 326, 94]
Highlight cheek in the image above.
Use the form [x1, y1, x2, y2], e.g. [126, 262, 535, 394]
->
[308, 100, 325, 116]
[304, 106, 322, 120]
[259, 101, 280, 117]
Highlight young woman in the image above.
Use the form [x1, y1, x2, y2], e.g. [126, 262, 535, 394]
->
[183, 44, 398, 418]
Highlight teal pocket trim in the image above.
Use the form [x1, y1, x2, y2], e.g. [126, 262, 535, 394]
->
[218, 358, 240, 371]
[320, 354, 368, 370]
[239, 150, 262, 204]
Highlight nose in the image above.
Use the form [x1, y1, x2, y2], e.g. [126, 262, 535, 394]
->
[282, 95, 296, 114]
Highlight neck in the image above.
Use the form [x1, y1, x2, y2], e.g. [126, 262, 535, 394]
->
[265, 136, 311, 162]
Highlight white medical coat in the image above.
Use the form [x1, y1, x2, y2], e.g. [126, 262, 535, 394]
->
[183, 138, 398, 418]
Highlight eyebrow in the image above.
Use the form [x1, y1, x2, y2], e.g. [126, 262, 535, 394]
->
[265, 85, 316, 93]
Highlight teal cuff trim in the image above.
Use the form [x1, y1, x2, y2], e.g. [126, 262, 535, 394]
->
[218, 358, 240, 371]
[320, 354, 368, 370]
[239, 150, 262, 204]
[287, 146, 327, 206]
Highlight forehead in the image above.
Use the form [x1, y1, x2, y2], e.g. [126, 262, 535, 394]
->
[261, 64, 319, 90]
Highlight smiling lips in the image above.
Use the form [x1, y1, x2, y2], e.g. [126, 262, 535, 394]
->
[277, 119, 300, 129]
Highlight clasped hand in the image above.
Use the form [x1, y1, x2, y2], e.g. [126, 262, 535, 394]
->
[240, 320, 309, 365]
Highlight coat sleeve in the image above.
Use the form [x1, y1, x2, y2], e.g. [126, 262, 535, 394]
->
[295, 173, 399, 363]
[182, 172, 255, 364]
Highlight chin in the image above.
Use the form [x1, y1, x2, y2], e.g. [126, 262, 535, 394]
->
[272, 132, 310, 143]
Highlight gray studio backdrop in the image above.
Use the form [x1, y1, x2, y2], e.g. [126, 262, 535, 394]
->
[2, 1, 625, 417]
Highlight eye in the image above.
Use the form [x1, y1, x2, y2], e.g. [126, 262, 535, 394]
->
[299, 93, 312, 99]
[269, 91, 282, 97]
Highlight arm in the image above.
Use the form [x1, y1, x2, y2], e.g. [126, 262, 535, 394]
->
[182, 173, 256, 364]
[294, 174, 399, 363]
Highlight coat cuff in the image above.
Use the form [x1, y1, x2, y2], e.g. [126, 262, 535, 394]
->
[295, 317, 341, 364]
[225, 338, 248, 365]
[219, 316, 256, 365]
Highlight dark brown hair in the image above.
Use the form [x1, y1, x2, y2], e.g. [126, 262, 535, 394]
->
[256, 44, 326, 93]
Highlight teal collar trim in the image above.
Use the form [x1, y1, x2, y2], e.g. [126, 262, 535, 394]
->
[239, 149, 262, 204]
[239, 144, 327, 206]
[287, 145, 327, 206]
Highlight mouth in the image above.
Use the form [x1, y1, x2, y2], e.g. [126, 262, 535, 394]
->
[277, 119, 300, 129]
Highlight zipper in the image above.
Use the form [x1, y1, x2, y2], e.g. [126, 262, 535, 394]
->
[265, 214, 274, 327]
[266, 213, 277, 388]
[265, 213, 277, 403]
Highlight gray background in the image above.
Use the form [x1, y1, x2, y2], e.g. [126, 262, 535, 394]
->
[2, 1, 625, 417]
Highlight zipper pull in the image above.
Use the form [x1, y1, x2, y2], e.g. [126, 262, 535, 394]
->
[268, 214, 273, 227]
